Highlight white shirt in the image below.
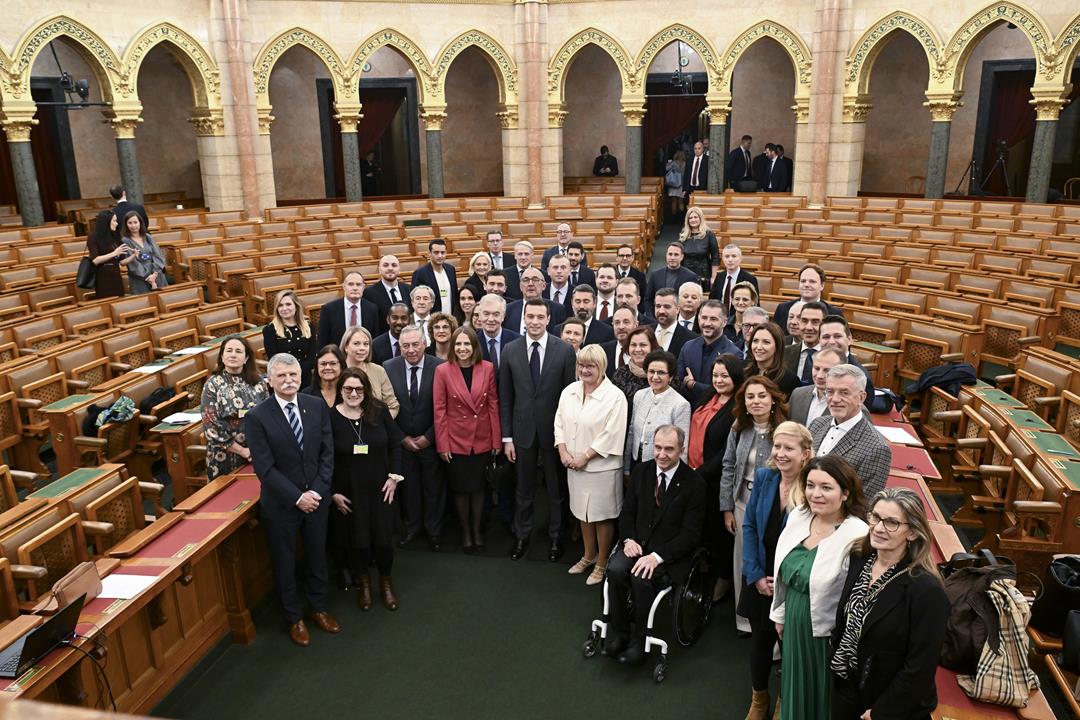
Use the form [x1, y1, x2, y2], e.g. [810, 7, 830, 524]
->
[432, 267, 453, 313]
[501, 333, 549, 444]
[816, 412, 863, 456]
[807, 387, 829, 425]
[595, 294, 615, 319]
[655, 322, 677, 351]
[649, 461, 681, 563]
[767, 158, 776, 188]
[413, 314, 432, 343]
[381, 281, 402, 303]
[345, 300, 363, 328]
[796, 343, 822, 378]
[549, 283, 569, 305]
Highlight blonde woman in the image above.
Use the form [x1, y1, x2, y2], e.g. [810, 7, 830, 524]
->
[678, 207, 720, 284]
[464, 252, 492, 298]
[263, 290, 317, 386]
[341, 325, 400, 418]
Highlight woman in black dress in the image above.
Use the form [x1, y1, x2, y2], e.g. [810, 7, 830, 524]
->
[678, 206, 720, 285]
[303, 345, 346, 407]
[746, 322, 800, 398]
[86, 209, 129, 298]
[263, 290, 317, 386]
[330, 368, 404, 611]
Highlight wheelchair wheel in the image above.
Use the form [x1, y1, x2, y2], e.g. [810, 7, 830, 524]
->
[674, 550, 713, 647]
[653, 655, 668, 683]
[582, 629, 600, 658]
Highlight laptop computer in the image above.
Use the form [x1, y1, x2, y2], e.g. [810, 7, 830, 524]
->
[0, 594, 86, 678]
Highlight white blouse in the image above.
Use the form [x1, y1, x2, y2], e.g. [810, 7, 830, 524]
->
[553, 378, 628, 473]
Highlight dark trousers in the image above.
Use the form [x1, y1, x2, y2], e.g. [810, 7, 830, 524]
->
[748, 597, 780, 691]
[605, 548, 672, 639]
[512, 439, 564, 541]
[400, 445, 445, 538]
[263, 502, 330, 624]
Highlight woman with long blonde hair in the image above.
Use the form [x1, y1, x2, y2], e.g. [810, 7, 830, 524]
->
[678, 206, 719, 284]
[263, 290, 316, 385]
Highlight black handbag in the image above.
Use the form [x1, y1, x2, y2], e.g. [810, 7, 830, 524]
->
[1058, 610, 1080, 674]
[1030, 555, 1080, 636]
[76, 256, 96, 289]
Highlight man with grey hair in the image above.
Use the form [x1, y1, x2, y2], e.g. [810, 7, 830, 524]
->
[677, 281, 704, 333]
[504, 267, 567, 333]
[246, 353, 339, 646]
[783, 300, 805, 345]
[505, 240, 534, 299]
[788, 347, 845, 426]
[410, 285, 435, 343]
[736, 306, 770, 351]
[809, 363, 892, 497]
[476, 293, 519, 372]
[384, 324, 445, 550]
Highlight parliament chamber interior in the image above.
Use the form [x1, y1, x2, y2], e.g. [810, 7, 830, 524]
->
[0, 1, 1079, 719]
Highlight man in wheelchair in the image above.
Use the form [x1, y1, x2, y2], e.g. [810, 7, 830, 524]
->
[602, 425, 705, 664]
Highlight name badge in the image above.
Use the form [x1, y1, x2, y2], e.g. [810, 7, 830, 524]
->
[239, 409, 247, 418]
[440, 288, 448, 297]
[353, 444, 369, 455]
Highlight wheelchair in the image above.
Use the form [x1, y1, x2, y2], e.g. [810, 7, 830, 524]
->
[581, 546, 713, 682]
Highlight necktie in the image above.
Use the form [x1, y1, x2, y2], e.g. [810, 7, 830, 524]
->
[553, 289, 561, 305]
[559, 247, 566, 256]
[571, 271, 578, 286]
[389, 287, 399, 303]
[691, 157, 700, 186]
[657, 326, 669, 348]
[285, 402, 304, 450]
[744, 150, 751, 177]
[529, 341, 541, 389]
[681, 319, 691, 330]
[801, 348, 816, 384]
[349, 304, 358, 328]
[722, 275, 732, 307]
[599, 300, 609, 321]
[489, 338, 499, 372]
[655, 472, 667, 507]
[392, 339, 400, 357]
[491, 253, 501, 270]
[409, 365, 419, 404]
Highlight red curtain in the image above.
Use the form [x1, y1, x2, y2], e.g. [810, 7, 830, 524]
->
[643, 95, 707, 158]
[357, 88, 405, 156]
[981, 70, 1036, 195]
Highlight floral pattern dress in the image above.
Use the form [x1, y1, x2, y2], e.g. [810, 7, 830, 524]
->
[200, 372, 269, 480]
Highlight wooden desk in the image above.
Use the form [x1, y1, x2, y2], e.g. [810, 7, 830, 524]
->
[148, 418, 205, 502]
[40, 395, 100, 476]
[889, 443, 942, 480]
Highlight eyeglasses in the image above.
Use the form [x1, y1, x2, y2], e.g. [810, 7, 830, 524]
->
[341, 386, 364, 395]
[317, 361, 340, 368]
[647, 369, 670, 377]
[867, 511, 908, 533]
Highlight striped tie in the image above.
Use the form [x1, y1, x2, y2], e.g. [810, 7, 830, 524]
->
[285, 402, 304, 451]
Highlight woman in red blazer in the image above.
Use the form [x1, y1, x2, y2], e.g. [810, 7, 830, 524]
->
[434, 326, 502, 553]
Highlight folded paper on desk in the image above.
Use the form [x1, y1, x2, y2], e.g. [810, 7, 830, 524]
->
[161, 411, 203, 424]
[99, 573, 157, 599]
[170, 346, 209, 356]
[876, 425, 922, 446]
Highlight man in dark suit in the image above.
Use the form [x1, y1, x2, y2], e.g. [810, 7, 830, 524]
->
[776, 144, 794, 192]
[593, 264, 620, 322]
[560, 285, 614, 348]
[504, 267, 567, 334]
[788, 347, 845, 426]
[499, 300, 577, 562]
[676, 282, 704, 334]
[371, 303, 411, 365]
[592, 145, 619, 177]
[751, 144, 773, 189]
[565, 242, 595, 289]
[476, 294, 519, 373]
[109, 185, 148, 229]
[246, 353, 339, 646]
[540, 223, 574, 272]
[810, 364, 892, 498]
[709, 243, 759, 313]
[544, 254, 575, 313]
[645, 242, 697, 314]
[773, 263, 844, 332]
[761, 145, 790, 193]
[602, 425, 705, 664]
[724, 135, 754, 190]
[384, 325, 445, 550]
[604, 276, 655, 327]
[316, 270, 380, 350]
[485, 229, 514, 272]
[411, 239, 458, 314]
[614, 245, 647, 294]
[651, 288, 694, 359]
[504, 240, 535, 300]
[601, 306, 639, 379]
[677, 300, 742, 396]
[363, 254, 412, 335]
[484, 269, 508, 297]
[782, 301, 827, 385]
[683, 141, 708, 199]
[819, 315, 876, 408]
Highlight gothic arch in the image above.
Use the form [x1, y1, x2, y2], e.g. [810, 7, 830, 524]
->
[942, 2, 1053, 93]
[547, 28, 634, 107]
[121, 22, 221, 112]
[634, 24, 721, 95]
[253, 27, 347, 110]
[7, 15, 121, 105]
[719, 20, 813, 99]
[433, 30, 517, 106]
[1050, 10, 1080, 85]
[346, 29, 434, 105]
[845, 11, 943, 96]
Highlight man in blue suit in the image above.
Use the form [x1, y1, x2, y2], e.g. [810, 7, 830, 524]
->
[411, 239, 458, 314]
[246, 353, 339, 646]
[476, 294, 520, 373]
[504, 267, 567, 334]
[677, 300, 742, 402]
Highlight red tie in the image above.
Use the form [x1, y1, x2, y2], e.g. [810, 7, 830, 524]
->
[349, 304, 358, 328]
[599, 300, 609, 321]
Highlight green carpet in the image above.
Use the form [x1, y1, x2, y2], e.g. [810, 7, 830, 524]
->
[154, 548, 767, 720]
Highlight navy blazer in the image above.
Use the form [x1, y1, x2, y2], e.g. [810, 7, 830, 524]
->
[479, 328, 520, 370]
[246, 393, 334, 514]
[362, 281, 412, 335]
[742, 468, 787, 585]
[316, 297, 380, 351]
[568, 266, 596, 290]
[709, 269, 759, 307]
[411, 262, 458, 313]
[660, 322, 697, 360]
[773, 299, 844, 336]
[555, 318, 614, 348]
[645, 266, 698, 313]
[725, 147, 754, 187]
[503, 264, 531, 300]
[383, 355, 443, 444]
[615, 266, 647, 294]
[503, 299, 566, 334]
[676, 335, 744, 385]
[371, 331, 398, 366]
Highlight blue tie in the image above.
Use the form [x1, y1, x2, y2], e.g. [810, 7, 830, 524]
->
[529, 341, 541, 390]
[285, 402, 304, 451]
[489, 338, 499, 372]
[801, 348, 816, 384]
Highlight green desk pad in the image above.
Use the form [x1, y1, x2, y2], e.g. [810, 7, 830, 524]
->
[41, 394, 95, 412]
[972, 387, 1024, 407]
[1022, 430, 1080, 460]
[29, 467, 107, 498]
[853, 341, 899, 353]
[1043, 458, 1080, 491]
[995, 408, 1054, 432]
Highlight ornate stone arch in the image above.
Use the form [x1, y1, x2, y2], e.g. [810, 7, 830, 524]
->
[346, 29, 434, 105]
[547, 28, 634, 107]
[942, 2, 1053, 93]
[634, 25, 721, 94]
[121, 22, 221, 112]
[7, 15, 122, 104]
[1049, 10, 1080, 85]
[433, 30, 517, 106]
[844, 11, 943, 96]
[719, 20, 812, 98]
[253, 27, 347, 110]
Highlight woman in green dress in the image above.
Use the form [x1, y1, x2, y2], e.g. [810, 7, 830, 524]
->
[769, 456, 868, 720]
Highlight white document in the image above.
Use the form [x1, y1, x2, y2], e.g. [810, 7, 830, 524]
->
[99, 573, 158, 599]
[876, 425, 922, 446]
[170, 346, 209, 356]
[161, 411, 203, 424]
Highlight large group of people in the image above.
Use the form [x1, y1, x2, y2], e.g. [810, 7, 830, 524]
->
[179, 217, 947, 719]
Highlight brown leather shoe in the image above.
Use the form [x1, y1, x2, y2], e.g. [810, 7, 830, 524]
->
[357, 575, 373, 611]
[306, 611, 341, 634]
[379, 576, 399, 611]
[289, 620, 310, 647]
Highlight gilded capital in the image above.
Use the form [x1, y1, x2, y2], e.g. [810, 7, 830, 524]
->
[842, 95, 872, 123]
[1, 120, 36, 143]
[923, 93, 963, 122]
[189, 111, 225, 137]
[706, 105, 730, 125]
[111, 116, 144, 139]
[621, 104, 646, 127]
[548, 107, 569, 128]
[257, 108, 275, 135]
[1028, 85, 1070, 121]
[421, 111, 447, 131]
[335, 112, 364, 133]
[495, 107, 518, 130]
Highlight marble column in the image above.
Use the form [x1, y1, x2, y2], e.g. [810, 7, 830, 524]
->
[1026, 95, 1067, 203]
[622, 104, 645, 194]
[422, 110, 446, 198]
[112, 117, 144, 204]
[2, 119, 44, 226]
[337, 108, 363, 202]
[706, 104, 730, 193]
[923, 96, 960, 199]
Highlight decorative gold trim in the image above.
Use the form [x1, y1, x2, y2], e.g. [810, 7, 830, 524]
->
[844, 11, 944, 96]
[842, 95, 873, 123]
[719, 20, 812, 95]
[433, 29, 518, 105]
[1029, 86, 1069, 121]
[347, 29, 435, 103]
[923, 93, 963, 122]
[634, 24, 720, 90]
[496, 105, 518, 129]
[9, 15, 121, 102]
[253, 27, 346, 108]
[548, 105, 568, 128]
[122, 22, 221, 112]
[791, 97, 810, 123]
[110, 115, 143, 139]
[548, 28, 634, 105]
[189, 111, 225, 137]
[1054, 11, 1080, 85]
[421, 109, 447, 131]
[257, 108, 275, 136]
[1, 119, 36, 143]
[943, 3, 1054, 92]
[621, 103, 646, 126]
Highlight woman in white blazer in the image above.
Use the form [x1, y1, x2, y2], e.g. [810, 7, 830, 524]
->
[769, 455, 868, 720]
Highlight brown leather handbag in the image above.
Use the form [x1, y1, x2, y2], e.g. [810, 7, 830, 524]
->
[37, 561, 101, 615]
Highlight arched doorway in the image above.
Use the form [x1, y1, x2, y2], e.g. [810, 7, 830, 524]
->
[267, 45, 334, 203]
[442, 46, 504, 195]
[728, 38, 797, 191]
[562, 44, 624, 181]
[642, 41, 707, 180]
